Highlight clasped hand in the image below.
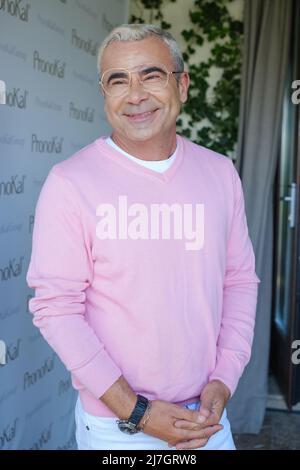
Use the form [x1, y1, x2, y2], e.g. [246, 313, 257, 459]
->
[142, 380, 231, 450]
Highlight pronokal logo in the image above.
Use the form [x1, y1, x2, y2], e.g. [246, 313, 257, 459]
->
[95, 196, 205, 251]
[23, 354, 56, 390]
[31, 134, 63, 153]
[0, 221, 22, 235]
[0, 256, 24, 281]
[58, 377, 72, 395]
[0, 174, 25, 196]
[0, 134, 25, 146]
[0, 418, 18, 449]
[0, 338, 21, 366]
[0, 305, 19, 321]
[5, 87, 28, 108]
[69, 102, 94, 122]
[33, 50, 65, 78]
[57, 430, 76, 450]
[0, 0, 30, 22]
[71, 28, 97, 56]
[30, 423, 53, 450]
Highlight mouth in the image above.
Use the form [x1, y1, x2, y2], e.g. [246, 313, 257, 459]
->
[123, 108, 159, 122]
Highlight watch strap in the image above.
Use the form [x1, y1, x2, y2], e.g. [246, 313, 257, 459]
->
[128, 394, 149, 426]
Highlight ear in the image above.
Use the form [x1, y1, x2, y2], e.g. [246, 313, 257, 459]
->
[178, 72, 190, 104]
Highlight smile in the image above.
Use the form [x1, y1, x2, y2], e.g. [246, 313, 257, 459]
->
[123, 108, 159, 122]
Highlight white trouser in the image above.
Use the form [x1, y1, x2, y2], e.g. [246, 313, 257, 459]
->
[75, 396, 236, 450]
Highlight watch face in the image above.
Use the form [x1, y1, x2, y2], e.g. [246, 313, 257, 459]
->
[117, 420, 138, 435]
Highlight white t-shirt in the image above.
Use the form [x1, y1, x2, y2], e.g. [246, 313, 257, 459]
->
[105, 137, 177, 173]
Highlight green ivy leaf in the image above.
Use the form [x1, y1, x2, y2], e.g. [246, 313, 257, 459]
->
[130, 0, 242, 155]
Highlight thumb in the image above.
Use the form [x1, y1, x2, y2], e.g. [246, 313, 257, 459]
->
[177, 406, 205, 424]
[197, 399, 214, 423]
[182, 407, 210, 424]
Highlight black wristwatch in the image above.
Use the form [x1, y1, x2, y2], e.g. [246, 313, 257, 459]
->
[116, 394, 149, 434]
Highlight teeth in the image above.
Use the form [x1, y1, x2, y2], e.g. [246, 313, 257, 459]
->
[134, 112, 148, 116]
[127, 110, 154, 117]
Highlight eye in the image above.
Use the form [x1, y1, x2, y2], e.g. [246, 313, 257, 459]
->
[105, 72, 129, 87]
[143, 72, 163, 82]
[110, 78, 129, 86]
[141, 67, 167, 83]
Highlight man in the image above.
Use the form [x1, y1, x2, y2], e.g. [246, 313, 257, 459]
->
[26, 24, 260, 450]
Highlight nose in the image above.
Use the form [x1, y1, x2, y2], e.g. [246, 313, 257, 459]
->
[126, 74, 149, 104]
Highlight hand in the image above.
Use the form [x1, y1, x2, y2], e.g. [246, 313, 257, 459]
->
[141, 398, 223, 448]
[171, 380, 231, 449]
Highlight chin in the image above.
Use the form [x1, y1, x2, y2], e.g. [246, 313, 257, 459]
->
[127, 126, 163, 142]
[125, 132, 155, 142]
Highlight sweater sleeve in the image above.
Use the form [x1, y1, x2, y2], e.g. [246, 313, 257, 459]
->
[208, 160, 260, 396]
[26, 166, 122, 399]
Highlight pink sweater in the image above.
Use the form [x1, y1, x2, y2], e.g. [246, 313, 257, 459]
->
[26, 135, 260, 417]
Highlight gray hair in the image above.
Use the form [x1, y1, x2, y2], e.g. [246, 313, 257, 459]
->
[97, 24, 184, 75]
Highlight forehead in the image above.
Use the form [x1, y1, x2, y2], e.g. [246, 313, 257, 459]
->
[101, 37, 174, 72]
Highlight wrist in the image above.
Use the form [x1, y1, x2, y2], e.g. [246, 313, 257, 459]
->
[116, 394, 150, 434]
[213, 379, 231, 400]
[120, 394, 139, 420]
[99, 376, 138, 420]
[137, 400, 152, 431]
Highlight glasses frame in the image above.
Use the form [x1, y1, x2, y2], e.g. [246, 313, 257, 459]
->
[99, 63, 184, 97]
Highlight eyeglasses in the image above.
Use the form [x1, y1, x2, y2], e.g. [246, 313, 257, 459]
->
[99, 63, 183, 97]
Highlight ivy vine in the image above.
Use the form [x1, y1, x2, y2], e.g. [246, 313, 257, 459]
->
[130, 0, 175, 29]
[130, 0, 243, 157]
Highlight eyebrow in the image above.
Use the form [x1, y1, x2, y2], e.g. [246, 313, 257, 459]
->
[105, 66, 168, 85]
[106, 71, 128, 84]
[140, 66, 167, 75]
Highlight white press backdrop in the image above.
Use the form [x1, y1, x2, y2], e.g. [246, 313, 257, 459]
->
[0, 0, 128, 450]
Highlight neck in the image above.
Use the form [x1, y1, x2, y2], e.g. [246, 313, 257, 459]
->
[110, 132, 177, 161]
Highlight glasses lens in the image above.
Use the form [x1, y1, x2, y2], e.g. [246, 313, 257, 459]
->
[101, 69, 130, 96]
[101, 64, 170, 96]
[139, 65, 168, 91]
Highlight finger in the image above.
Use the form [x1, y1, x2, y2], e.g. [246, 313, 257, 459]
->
[174, 419, 223, 432]
[176, 424, 223, 446]
[199, 395, 224, 424]
[199, 410, 221, 427]
[177, 407, 206, 424]
[175, 403, 219, 427]
[198, 405, 211, 420]
[174, 419, 198, 429]
[192, 424, 223, 439]
[197, 401, 214, 424]
[177, 407, 208, 425]
[175, 424, 223, 449]
[168, 424, 222, 448]
[167, 442, 176, 448]
[176, 438, 208, 450]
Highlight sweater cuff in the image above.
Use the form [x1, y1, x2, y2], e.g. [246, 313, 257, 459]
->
[71, 348, 122, 399]
[208, 354, 244, 397]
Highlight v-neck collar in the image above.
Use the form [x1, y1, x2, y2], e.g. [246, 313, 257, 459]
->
[95, 134, 184, 184]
